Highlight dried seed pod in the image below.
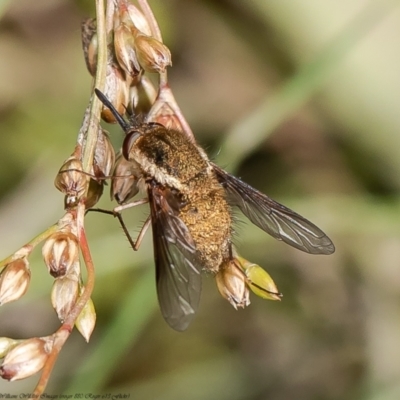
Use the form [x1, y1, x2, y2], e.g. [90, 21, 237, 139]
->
[128, 76, 158, 116]
[101, 63, 130, 123]
[0, 258, 30, 305]
[85, 178, 104, 209]
[75, 296, 96, 342]
[133, 31, 172, 74]
[111, 153, 141, 204]
[237, 256, 282, 301]
[216, 259, 250, 309]
[114, 21, 141, 77]
[0, 338, 19, 359]
[81, 128, 116, 209]
[55, 157, 86, 208]
[0, 337, 52, 381]
[93, 129, 116, 179]
[42, 232, 79, 278]
[51, 274, 79, 322]
[126, 2, 152, 36]
[147, 101, 183, 131]
[81, 18, 98, 76]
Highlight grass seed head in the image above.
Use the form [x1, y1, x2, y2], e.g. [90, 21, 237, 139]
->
[42, 232, 79, 278]
[0, 258, 30, 306]
[75, 296, 96, 343]
[216, 259, 250, 309]
[51, 274, 79, 322]
[0, 337, 52, 381]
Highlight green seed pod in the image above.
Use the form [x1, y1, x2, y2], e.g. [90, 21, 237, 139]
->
[237, 256, 282, 301]
[75, 295, 96, 343]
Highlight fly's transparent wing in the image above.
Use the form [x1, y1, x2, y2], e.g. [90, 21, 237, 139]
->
[213, 164, 334, 255]
[148, 185, 202, 331]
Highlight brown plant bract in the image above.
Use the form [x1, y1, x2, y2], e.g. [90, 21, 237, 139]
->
[0, 338, 53, 381]
[0, 258, 30, 305]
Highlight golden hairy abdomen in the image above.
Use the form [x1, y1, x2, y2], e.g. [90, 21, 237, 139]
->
[180, 175, 232, 273]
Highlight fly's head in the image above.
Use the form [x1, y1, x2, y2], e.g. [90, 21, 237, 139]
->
[95, 87, 210, 189]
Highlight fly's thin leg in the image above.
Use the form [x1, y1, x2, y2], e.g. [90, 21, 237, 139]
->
[114, 198, 148, 212]
[88, 198, 150, 251]
[130, 215, 151, 250]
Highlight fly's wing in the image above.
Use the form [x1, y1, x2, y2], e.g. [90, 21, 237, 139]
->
[212, 164, 335, 255]
[147, 184, 202, 331]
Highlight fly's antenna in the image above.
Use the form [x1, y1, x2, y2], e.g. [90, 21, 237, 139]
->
[94, 88, 130, 133]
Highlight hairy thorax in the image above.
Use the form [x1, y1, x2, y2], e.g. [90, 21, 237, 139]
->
[127, 127, 233, 272]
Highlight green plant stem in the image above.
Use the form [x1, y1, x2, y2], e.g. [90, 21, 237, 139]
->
[0, 223, 59, 271]
[81, 0, 109, 174]
[138, 0, 161, 41]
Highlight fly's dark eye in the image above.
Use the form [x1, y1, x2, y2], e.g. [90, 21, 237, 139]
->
[122, 131, 141, 160]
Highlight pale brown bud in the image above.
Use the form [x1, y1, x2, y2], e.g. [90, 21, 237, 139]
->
[93, 129, 116, 179]
[42, 232, 79, 278]
[0, 338, 19, 359]
[0, 337, 52, 381]
[127, 76, 157, 116]
[75, 297, 96, 342]
[81, 18, 97, 76]
[147, 101, 183, 131]
[51, 274, 79, 322]
[85, 128, 114, 209]
[114, 22, 141, 77]
[111, 153, 141, 204]
[101, 63, 130, 123]
[126, 3, 152, 36]
[85, 178, 104, 209]
[133, 32, 171, 74]
[55, 157, 86, 208]
[0, 258, 30, 305]
[216, 259, 250, 309]
[237, 256, 282, 301]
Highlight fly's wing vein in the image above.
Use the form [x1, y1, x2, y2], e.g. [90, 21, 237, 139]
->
[212, 164, 334, 255]
[148, 185, 202, 331]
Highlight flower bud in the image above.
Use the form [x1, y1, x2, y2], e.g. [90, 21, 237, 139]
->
[128, 76, 157, 116]
[55, 157, 86, 208]
[42, 232, 79, 278]
[93, 129, 116, 180]
[51, 274, 79, 322]
[111, 153, 141, 204]
[237, 256, 282, 301]
[75, 297, 96, 342]
[114, 21, 141, 77]
[216, 260, 250, 309]
[101, 63, 130, 123]
[0, 338, 19, 359]
[85, 178, 104, 209]
[0, 258, 30, 305]
[81, 18, 97, 76]
[148, 101, 183, 131]
[133, 31, 171, 74]
[126, 2, 152, 36]
[0, 337, 52, 381]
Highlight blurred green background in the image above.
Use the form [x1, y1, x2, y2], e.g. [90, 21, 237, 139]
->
[1, 0, 400, 398]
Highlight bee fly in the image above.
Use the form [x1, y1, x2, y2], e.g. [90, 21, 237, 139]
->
[94, 89, 335, 331]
